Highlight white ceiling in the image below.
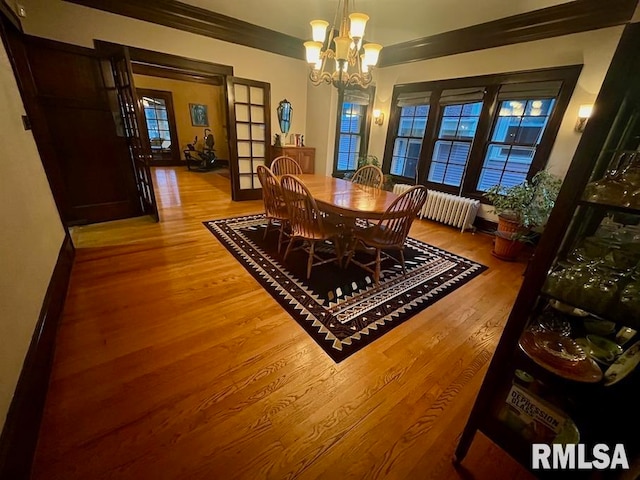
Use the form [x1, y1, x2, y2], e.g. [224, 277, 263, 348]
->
[180, 0, 575, 46]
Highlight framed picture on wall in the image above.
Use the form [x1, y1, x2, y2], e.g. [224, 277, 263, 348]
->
[189, 103, 209, 127]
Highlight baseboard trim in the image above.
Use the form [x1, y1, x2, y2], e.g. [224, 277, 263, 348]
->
[474, 216, 498, 234]
[0, 233, 74, 480]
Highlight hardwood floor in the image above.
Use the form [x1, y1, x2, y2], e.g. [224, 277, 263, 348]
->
[33, 167, 533, 480]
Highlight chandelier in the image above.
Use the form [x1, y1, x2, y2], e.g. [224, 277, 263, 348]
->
[303, 0, 382, 90]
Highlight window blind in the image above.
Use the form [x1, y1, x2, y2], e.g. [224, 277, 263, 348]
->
[439, 88, 485, 105]
[344, 89, 371, 105]
[397, 91, 432, 107]
[498, 81, 563, 100]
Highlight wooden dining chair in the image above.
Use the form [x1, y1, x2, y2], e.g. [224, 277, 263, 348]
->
[346, 185, 427, 284]
[271, 156, 303, 176]
[351, 164, 384, 189]
[256, 165, 289, 252]
[280, 174, 344, 279]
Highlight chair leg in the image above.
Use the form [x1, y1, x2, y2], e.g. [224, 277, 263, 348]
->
[307, 241, 315, 279]
[263, 218, 273, 239]
[374, 248, 381, 284]
[344, 237, 358, 268]
[399, 249, 406, 275]
[284, 236, 295, 261]
[277, 222, 285, 253]
[333, 236, 343, 268]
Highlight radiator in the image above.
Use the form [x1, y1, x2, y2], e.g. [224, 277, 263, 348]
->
[393, 184, 479, 232]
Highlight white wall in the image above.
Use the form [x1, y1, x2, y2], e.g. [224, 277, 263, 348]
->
[305, 85, 338, 176]
[0, 39, 66, 430]
[17, 0, 311, 152]
[366, 26, 624, 218]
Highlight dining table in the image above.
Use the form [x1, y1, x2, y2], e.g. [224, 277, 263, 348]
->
[296, 174, 399, 220]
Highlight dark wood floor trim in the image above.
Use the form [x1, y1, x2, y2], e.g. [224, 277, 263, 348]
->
[64, 0, 304, 60]
[0, 234, 75, 480]
[379, 0, 637, 67]
[474, 216, 498, 234]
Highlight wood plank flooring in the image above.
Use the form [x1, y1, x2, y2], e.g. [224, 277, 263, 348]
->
[32, 167, 533, 480]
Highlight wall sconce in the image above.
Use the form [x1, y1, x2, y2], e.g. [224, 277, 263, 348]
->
[575, 104, 593, 133]
[373, 109, 384, 126]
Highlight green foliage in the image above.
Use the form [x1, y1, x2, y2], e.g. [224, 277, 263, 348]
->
[483, 170, 562, 229]
[344, 154, 395, 191]
[357, 154, 381, 169]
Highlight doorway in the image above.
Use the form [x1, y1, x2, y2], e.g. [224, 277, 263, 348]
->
[132, 66, 229, 172]
[121, 45, 271, 201]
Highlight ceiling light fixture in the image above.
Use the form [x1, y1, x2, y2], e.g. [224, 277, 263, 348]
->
[303, 0, 382, 91]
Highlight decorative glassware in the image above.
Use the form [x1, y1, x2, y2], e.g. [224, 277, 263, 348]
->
[619, 151, 640, 189]
[277, 99, 292, 136]
[617, 276, 640, 329]
[583, 151, 639, 206]
[578, 266, 620, 316]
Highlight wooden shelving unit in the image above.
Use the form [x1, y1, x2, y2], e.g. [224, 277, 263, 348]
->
[455, 23, 640, 478]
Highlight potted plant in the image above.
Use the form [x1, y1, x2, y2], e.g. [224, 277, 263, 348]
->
[483, 170, 562, 261]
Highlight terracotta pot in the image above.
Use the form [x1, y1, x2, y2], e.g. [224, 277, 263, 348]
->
[492, 232, 525, 261]
[496, 215, 526, 236]
[492, 215, 528, 261]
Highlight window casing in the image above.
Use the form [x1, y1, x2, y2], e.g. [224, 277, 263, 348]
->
[381, 66, 581, 199]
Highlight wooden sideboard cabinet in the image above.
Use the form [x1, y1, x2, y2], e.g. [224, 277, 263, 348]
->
[270, 146, 315, 174]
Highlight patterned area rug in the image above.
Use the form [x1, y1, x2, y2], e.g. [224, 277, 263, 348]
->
[204, 214, 487, 362]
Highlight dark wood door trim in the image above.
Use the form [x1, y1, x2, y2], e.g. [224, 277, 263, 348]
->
[132, 63, 223, 86]
[128, 45, 233, 77]
[0, 23, 143, 225]
[226, 76, 271, 201]
[64, 0, 303, 60]
[137, 88, 182, 166]
[0, 0, 21, 31]
[0, 17, 66, 222]
[0, 234, 74, 480]
[380, 0, 637, 67]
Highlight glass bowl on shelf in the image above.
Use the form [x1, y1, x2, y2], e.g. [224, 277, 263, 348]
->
[582, 151, 640, 207]
[518, 330, 603, 383]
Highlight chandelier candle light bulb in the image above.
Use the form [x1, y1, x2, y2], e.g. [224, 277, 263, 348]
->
[304, 0, 382, 90]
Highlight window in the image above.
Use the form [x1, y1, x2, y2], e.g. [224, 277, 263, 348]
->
[143, 96, 172, 149]
[382, 67, 581, 199]
[389, 91, 431, 179]
[333, 88, 374, 175]
[428, 90, 483, 187]
[337, 102, 365, 170]
[138, 88, 181, 164]
[477, 85, 558, 190]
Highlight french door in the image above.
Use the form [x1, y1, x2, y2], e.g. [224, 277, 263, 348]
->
[96, 41, 159, 221]
[226, 77, 271, 201]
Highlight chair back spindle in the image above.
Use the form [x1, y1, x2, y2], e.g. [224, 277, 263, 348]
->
[374, 185, 427, 246]
[280, 174, 324, 238]
[271, 156, 303, 176]
[257, 165, 285, 218]
[351, 165, 384, 189]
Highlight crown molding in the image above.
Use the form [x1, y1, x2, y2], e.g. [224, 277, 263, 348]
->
[64, 0, 305, 60]
[63, 0, 636, 67]
[379, 0, 638, 67]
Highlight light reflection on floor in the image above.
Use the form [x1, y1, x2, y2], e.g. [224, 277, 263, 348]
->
[153, 168, 182, 207]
